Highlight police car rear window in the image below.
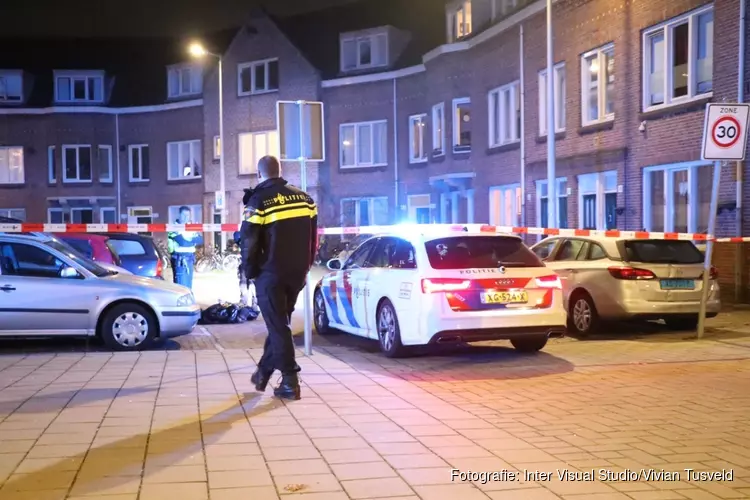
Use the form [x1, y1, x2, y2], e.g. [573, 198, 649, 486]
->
[425, 236, 544, 270]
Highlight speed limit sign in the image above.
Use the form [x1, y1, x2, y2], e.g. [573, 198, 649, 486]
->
[702, 103, 750, 160]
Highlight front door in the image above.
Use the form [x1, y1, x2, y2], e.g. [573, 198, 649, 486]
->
[0, 242, 93, 334]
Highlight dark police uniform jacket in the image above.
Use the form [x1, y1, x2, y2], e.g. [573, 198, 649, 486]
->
[240, 177, 318, 281]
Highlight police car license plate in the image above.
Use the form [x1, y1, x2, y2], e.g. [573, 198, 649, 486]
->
[480, 290, 529, 305]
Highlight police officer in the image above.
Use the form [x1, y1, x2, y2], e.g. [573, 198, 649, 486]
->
[167, 206, 203, 289]
[240, 155, 317, 400]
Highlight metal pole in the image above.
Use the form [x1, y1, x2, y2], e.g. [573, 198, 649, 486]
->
[697, 161, 722, 339]
[545, 0, 557, 229]
[519, 24, 526, 228]
[218, 57, 226, 246]
[299, 101, 313, 356]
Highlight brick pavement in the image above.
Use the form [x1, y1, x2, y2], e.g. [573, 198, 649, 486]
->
[1, 324, 750, 499]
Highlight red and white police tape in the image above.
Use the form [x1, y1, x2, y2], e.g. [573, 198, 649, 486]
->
[1, 221, 748, 243]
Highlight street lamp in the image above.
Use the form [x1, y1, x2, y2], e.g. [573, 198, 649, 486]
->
[189, 41, 226, 245]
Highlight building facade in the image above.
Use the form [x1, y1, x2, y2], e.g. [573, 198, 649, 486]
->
[2, 0, 750, 298]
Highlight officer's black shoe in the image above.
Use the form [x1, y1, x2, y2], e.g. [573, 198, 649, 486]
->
[251, 368, 272, 392]
[273, 374, 301, 400]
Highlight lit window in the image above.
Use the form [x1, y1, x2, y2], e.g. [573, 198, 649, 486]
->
[239, 131, 279, 175]
[447, 0, 472, 42]
[340, 33, 388, 72]
[408, 114, 427, 163]
[0, 146, 24, 185]
[538, 63, 566, 135]
[167, 140, 201, 180]
[488, 81, 520, 147]
[581, 44, 615, 125]
[431, 103, 445, 155]
[452, 98, 471, 152]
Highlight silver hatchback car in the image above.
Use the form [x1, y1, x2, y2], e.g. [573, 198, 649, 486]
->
[530, 236, 721, 335]
[0, 233, 201, 350]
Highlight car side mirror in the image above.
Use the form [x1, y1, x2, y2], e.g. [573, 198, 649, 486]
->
[59, 265, 81, 279]
[327, 258, 342, 271]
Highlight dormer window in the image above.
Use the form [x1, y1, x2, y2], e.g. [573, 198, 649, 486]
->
[340, 31, 388, 72]
[447, 0, 472, 42]
[491, 0, 518, 20]
[167, 63, 202, 99]
[0, 71, 23, 103]
[54, 71, 104, 104]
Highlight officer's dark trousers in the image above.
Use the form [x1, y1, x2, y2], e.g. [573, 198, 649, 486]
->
[256, 273, 305, 375]
[171, 253, 195, 289]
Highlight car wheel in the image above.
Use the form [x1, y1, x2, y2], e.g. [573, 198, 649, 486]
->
[100, 303, 157, 351]
[569, 291, 599, 336]
[313, 288, 332, 335]
[664, 316, 699, 331]
[510, 335, 548, 353]
[377, 299, 407, 358]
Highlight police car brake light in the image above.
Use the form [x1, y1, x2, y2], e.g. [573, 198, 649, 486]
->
[535, 274, 562, 289]
[422, 278, 472, 293]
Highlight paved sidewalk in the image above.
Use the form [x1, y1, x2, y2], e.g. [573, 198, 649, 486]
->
[1, 335, 750, 499]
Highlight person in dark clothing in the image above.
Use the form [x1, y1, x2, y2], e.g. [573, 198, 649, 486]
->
[240, 155, 317, 400]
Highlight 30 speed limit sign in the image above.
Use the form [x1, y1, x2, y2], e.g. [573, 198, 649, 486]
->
[702, 103, 750, 160]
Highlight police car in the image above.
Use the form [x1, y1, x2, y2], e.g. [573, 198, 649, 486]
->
[313, 225, 567, 357]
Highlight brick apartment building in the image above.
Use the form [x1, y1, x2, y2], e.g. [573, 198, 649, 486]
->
[1, 0, 750, 297]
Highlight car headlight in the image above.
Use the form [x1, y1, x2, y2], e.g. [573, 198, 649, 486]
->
[176, 293, 196, 307]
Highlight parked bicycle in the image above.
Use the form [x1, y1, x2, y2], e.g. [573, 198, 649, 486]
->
[195, 245, 239, 273]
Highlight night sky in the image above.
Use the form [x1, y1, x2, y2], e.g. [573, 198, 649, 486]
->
[1, 0, 359, 37]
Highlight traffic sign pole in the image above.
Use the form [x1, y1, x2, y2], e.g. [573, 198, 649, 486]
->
[697, 103, 750, 338]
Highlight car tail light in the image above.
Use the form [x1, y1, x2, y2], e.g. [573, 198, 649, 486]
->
[608, 266, 656, 280]
[422, 278, 472, 293]
[535, 274, 562, 289]
[156, 259, 163, 278]
[699, 265, 719, 280]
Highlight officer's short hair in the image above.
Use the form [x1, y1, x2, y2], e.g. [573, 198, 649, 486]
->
[179, 206, 191, 213]
[258, 155, 280, 178]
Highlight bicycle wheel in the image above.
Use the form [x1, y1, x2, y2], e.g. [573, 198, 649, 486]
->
[195, 258, 211, 273]
[222, 254, 240, 272]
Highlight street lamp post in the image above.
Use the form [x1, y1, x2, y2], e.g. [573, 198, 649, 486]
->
[189, 42, 226, 246]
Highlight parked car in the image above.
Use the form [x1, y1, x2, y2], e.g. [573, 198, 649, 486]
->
[58, 233, 121, 266]
[315, 226, 567, 357]
[0, 233, 200, 350]
[104, 233, 165, 279]
[529, 236, 721, 335]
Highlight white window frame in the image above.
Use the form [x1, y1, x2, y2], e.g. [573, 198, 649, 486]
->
[166, 140, 202, 181]
[238, 130, 279, 175]
[538, 62, 566, 136]
[47, 207, 66, 224]
[577, 171, 617, 231]
[0, 71, 23, 102]
[642, 5, 714, 112]
[167, 63, 202, 99]
[581, 44, 615, 126]
[489, 184, 522, 227]
[98, 145, 113, 183]
[447, 0, 472, 42]
[0, 208, 26, 221]
[408, 114, 428, 164]
[340, 33, 389, 72]
[452, 97, 471, 152]
[213, 135, 221, 160]
[100, 207, 117, 224]
[407, 194, 433, 223]
[536, 177, 568, 229]
[48, 146, 56, 184]
[61, 145, 92, 184]
[0, 146, 24, 185]
[339, 120, 388, 169]
[70, 207, 94, 224]
[431, 103, 445, 156]
[488, 81, 520, 147]
[128, 144, 149, 182]
[54, 71, 104, 104]
[642, 161, 712, 234]
[340, 196, 389, 226]
[237, 58, 279, 96]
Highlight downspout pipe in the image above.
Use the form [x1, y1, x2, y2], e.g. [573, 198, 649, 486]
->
[393, 78, 399, 221]
[519, 24, 526, 228]
[736, 0, 746, 302]
[115, 113, 121, 219]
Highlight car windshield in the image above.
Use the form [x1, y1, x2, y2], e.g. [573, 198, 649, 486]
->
[425, 236, 544, 269]
[623, 240, 704, 264]
[45, 239, 112, 277]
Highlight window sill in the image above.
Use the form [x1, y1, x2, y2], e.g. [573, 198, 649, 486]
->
[487, 141, 520, 155]
[409, 158, 428, 165]
[535, 131, 565, 143]
[0, 182, 25, 188]
[452, 146, 471, 158]
[62, 180, 93, 184]
[338, 164, 388, 173]
[55, 100, 105, 106]
[430, 153, 446, 164]
[238, 89, 279, 97]
[129, 179, 150, 184]
[578, 119, 614, 135]
[167, 93, 202, 100]
[640, 95, 712, 121]
[100, 179, 114, 184]
[238, 171, 258, 177]
[167, 177, 202, 184]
